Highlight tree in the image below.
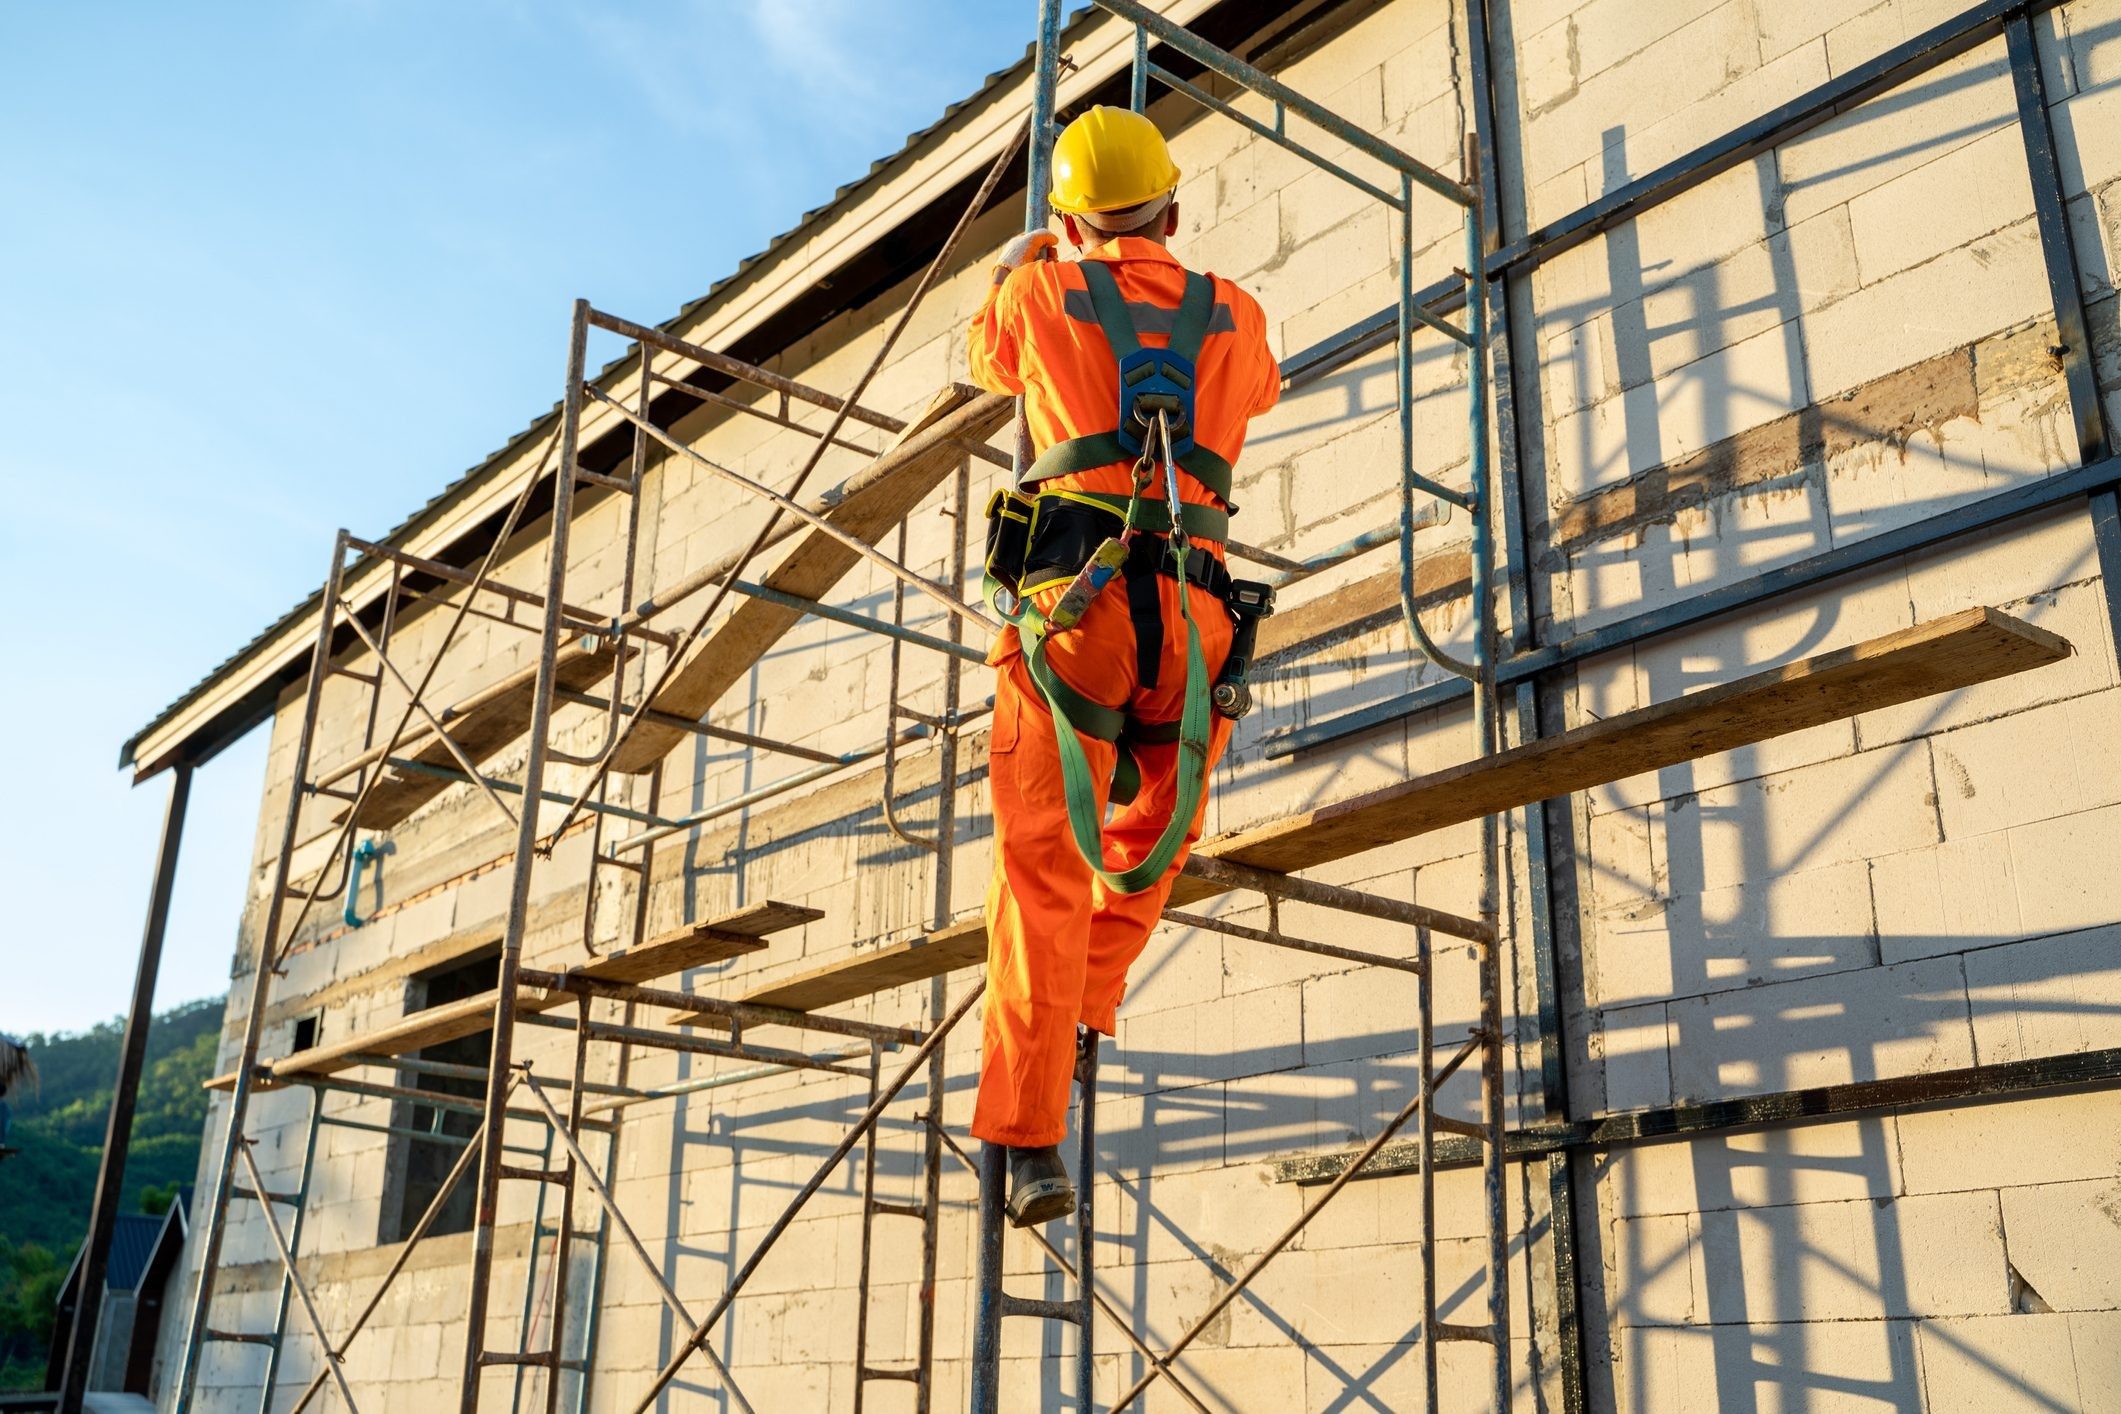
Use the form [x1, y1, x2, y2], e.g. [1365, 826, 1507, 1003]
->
[0, 998, 220, 1392]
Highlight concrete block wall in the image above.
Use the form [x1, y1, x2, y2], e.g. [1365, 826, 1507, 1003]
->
[171, 0, 2121, 1410]
[1591, 1096, 2121, 1411]
[1511, 0, 2121, 1409]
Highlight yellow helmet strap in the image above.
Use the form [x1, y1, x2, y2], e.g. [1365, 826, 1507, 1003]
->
[1078, 190, 1173, 234]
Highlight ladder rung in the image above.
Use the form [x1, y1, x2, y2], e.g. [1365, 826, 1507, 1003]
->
[500, 1164, 572, 1185]
[868, 1200, 927, 1221]
[533, 1225, 604, 1250]
[1000, 1295, 1081, 1324]
[860, 1366, 921, 1383]
[233, 1184, 302, 1206]
[575, 466, 637, 494]
[1430, 1116, 1488, 1141]
[1434, 1320, 1497, 1344]
[479, 1350, 560, 1368]
[205, 1329, 279, 1346]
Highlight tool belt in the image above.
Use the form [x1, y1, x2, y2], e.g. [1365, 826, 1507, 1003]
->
[988, 490, 1250, 642]
[984, 487, 1274, 801]
[986, 486, 1229, 592]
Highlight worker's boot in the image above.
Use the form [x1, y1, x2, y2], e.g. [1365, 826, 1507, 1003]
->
[1005, 1145, 1076, 1227]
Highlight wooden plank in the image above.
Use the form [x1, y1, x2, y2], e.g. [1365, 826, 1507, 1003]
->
[204, 900, 819, 1090]
[608, 385, 1013, 773]
[1180, 606, 2067, 886]
[258, 993, 499, 1084]
[725, 606, 2069, 1015]
[699, 916, 988, 1019]
[581, 900, 822, 986]
[340, 638, 634, 830]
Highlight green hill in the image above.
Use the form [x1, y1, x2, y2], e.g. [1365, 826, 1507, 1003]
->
[0, 997, 222, 1390]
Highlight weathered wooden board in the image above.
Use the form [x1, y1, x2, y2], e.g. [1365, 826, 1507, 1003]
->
[706, 916, 988, 1018]
[607, 385, 1012, 773]
[1178, 606, 2067, 885]
[205, 901, 820, 1090]
[727, 606, 2069, 1014]
[587, 900, 821, 986]
[340, 639, 634, 830]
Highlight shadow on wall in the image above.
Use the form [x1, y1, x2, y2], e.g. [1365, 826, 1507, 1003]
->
[1547, 14, 2121, 1405]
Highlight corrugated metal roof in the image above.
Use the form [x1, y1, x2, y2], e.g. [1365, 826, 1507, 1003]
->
[60, 1212, 166, 1299]
[120, 8, 1088, 770]
[103, 1213, 162, 1293]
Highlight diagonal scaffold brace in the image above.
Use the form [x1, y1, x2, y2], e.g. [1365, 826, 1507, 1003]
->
[622, 982, 986, 1413]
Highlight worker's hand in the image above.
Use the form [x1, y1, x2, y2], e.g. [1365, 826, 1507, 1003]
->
[993, 230, 1059, 282]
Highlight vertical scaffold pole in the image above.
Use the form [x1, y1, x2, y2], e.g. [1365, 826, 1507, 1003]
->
[1076, 1032, 1100, 1403]
[1416, 915, 1438, 1406]
[1130, 24, 1149, 112]
[174, 533, 350, 1414]
[852, 1045, 885, 1414]
[255, 1091, 325, 1414]
[973, 5, 1063, 1410]
[914, 459, 972, 1412]
[460, 298, 593, 1411]
[1465, 132, 1512, 1411]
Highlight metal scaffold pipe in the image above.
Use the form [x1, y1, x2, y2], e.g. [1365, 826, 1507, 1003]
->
[456, 298, 594, 1411]
[543, 116, 1029, 842]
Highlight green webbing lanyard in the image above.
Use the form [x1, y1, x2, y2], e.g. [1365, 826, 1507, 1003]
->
[987, 413, 1216, 895]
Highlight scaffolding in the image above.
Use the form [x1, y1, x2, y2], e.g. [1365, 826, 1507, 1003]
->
[162, 2, 2086, 1412]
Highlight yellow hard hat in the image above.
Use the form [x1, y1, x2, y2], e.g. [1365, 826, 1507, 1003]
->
[1048, 106, 1181, 215]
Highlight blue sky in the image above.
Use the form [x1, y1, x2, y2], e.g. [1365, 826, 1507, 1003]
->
[0, 1, 1031, 1036]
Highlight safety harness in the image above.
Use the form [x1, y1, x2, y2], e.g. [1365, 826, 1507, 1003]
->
[983, 258, 1273, 896]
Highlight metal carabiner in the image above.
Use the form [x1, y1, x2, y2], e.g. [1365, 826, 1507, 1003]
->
[1156, 410, 1189, 556]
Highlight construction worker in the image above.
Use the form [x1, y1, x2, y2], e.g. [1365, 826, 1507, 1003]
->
[967, 105, 1280, 1225]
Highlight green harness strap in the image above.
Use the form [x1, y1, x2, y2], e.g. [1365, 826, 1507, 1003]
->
[1027, 433, 1234, 500]
[1018, 563, 1212, 896]
[992, 495, 1213, 894]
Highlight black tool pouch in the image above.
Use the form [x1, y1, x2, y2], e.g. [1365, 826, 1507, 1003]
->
[1021, 495, 1128, 596]
[983, 487, 1036, 591]
[1212, 578, 1277, 719]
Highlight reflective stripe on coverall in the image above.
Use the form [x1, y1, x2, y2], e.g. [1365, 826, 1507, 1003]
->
[966, 236, 1280, 1147]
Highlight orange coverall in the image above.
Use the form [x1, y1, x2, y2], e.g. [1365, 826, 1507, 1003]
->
[966, 237, 1281, 1147]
